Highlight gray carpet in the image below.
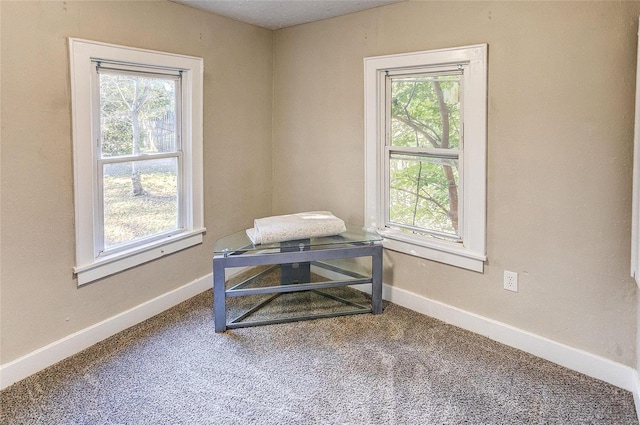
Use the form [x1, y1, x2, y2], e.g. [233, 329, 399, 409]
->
[1, 270, 638, 424]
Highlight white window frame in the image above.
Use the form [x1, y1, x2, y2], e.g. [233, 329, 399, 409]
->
[364, 45, 487, 272]
[69, 38, 205, 285]
[631, 17, 640, 286]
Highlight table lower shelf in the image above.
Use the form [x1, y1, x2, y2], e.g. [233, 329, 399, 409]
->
[213, 243, 383, 332]
[226, 284, 374, 329]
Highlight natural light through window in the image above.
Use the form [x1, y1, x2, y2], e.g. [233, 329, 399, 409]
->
[387, 72, 462, 241]
[70, 39, 204, 285]
[365, 45, 487, 272]
[98, 67, 182, 251]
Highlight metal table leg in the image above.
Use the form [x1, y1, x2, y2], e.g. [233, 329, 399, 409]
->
[372, 244, 383, 314]
[213, 257, 227, 332]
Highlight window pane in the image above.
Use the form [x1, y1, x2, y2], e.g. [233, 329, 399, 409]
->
[103, 158, 179, 249]
[389, 153, 459, 237]
[390, 74, 460, 149]
[99, 71, 178, 157]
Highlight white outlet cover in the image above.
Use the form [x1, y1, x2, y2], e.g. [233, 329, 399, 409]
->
[504, 270, 518, 292]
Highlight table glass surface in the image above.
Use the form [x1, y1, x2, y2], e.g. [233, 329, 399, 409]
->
[213, 224, 382, 255]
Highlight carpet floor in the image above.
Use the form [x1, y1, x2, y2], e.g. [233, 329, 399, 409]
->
[1, 270, 638, 424]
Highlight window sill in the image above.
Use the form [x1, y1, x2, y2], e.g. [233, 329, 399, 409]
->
[377, 229, 486, 273]
[74, 228, 206, 286]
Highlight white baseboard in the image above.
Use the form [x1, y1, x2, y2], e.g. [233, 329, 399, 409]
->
[0, 273, 214, 390]
[2, 268, 638, 400]
[376, 282, 637, 392]
[633, 371, 640, 423]
[312, 265, 636, 391]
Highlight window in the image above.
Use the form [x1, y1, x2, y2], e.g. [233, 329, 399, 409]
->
[69, 39, 205, 285]
[364, 45, 487, 272]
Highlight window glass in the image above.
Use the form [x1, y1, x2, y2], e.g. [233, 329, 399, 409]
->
[97, 67, 182, 254]
[390, 74, 461, 150]
[388, 154, 460, 239]
[102, 157, 179, 249]
[387, 72, 462, 240]
[99, 71, 179, 157]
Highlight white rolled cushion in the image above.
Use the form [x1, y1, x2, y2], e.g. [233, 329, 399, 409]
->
[246, 211, 346, 245]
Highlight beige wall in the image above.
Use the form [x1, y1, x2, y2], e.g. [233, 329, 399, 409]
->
[0, 1, 273, 363]
[273, 1, 640, 366]
[2, 0, 639, 372]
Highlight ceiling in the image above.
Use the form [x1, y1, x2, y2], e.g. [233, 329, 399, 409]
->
[170, 0, 405, 30]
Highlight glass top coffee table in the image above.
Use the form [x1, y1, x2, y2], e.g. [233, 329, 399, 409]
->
[213, 224, 383, 332]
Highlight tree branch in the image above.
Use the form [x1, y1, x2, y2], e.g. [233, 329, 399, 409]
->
[392, 113, 442, 148]
[391, 185, 451, 219]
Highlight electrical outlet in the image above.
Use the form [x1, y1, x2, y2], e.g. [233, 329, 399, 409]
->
[504, 270, 518, 292]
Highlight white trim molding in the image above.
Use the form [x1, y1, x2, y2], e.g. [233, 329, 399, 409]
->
[0, 273, 213, 390]
[379, 282, 636, 391]
[633, 371, 640, 424]
[325, 272, 636, 394]
[69, 38, 205, 285]
[364, 44, 488, 273]
[631, 18, 640, 287]
[3, 269, 638, 402]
